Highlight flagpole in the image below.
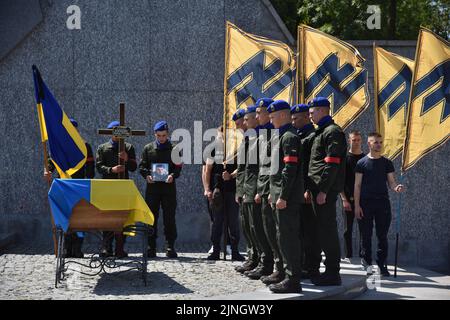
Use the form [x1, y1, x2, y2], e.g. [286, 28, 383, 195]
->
[42, 141, 59, 257]
[394, 174, 403, 277]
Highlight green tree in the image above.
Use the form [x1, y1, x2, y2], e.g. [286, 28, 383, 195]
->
[270, 0, 449, 40]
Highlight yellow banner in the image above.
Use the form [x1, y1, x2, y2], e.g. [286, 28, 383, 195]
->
[374, 45, 414, 159]
[402, 28, 450, 172]
[297, 25, 369, 129]
[223, 21, 295, 157]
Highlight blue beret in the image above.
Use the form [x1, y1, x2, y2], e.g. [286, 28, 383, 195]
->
[308, 97, 330, 108]
[246, 105, 257, 114]
[154, 120, 169, 132]
[107, 120, 120, 129]
[232, 109, 246, 121]
[69, 118, 78, 128]
[256, 98, 274, 109]
[267, 100, 291, 113]
[290, 104, 309, 114]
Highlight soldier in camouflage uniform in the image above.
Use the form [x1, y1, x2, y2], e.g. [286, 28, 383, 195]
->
[267, 100, 303, 294]
[96, 120, 138, 258]
[44, 118, 95, 258]
[307, 97, 347, 286]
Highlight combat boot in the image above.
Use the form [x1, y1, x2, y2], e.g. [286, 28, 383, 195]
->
[269, 277, 302, 294]
[261, 270, 285, 285]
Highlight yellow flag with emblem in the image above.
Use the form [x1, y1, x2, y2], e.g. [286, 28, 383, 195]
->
[402, 28, 450, 172]
[374, 45, 414, 159]
[223, 21, 296, 159]
[297, 25, 370, 129]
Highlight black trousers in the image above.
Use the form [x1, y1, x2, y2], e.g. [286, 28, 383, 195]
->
[64, 233, 83, 253]
[146, 189, 177, 249]
[311, 191, 341, 273]
[209, 191, 240, 251]
[342, 201, 355, 258]
[300, 203, 322, 273]
[360, 198, 392, 265]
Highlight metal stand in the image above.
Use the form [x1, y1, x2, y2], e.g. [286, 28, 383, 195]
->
[55, 224, 152, 288]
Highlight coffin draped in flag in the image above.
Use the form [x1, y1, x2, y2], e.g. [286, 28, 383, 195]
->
[223, 21, 296, 158]
[402, 28, 450, 172]
[32, 65, 87, 178]
[48, 179, 154, 233]
[374, 45, 414, 159]
[297, 25, 370, 129]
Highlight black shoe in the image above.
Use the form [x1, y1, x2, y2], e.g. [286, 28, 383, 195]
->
[269, 278, 302, 294]
[311, 272, 342, 286]
[147, 248, 157, 258]
[245, 266, 273, 280]
[207, 251, 221, 260]
[72, 250, 84, 259]
[235, 261, 258, 274]
[100, 248, 113, 258]
[231, 252, 245, 261]
[166, 247, 178, 258]
[261, 271, 285, 285]
[115, 249, 128, 259]
[377, 261, 391, 277]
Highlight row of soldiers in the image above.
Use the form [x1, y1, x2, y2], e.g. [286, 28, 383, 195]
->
[44, 120, 182, 259]
[229, 97, 346, 294]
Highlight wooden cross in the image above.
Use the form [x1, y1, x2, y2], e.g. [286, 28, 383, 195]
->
[98, 102, 146, 179]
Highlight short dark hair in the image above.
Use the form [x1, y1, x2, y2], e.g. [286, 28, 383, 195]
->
[218, 125, 224, 133]
[349, 130, 361, 136]
[368, 132, 382, 138]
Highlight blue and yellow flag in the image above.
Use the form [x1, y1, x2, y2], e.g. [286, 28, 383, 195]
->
[32, 65, 87, 178]
[402, 28, 450, 172]
[297, 25, 370, 129]
[374, 45, 414, 159]
[48, 179, 154, 233]
[223, 22, 295, 157]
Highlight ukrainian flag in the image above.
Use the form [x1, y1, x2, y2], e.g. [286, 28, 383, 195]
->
[33, 65, 87, 178]
[374, 45, 414, 159]
[48, 179, 154, 233]
[223, 21, 295, 158]
[402, 28, 450, 172]
[297, 25, 370, 129]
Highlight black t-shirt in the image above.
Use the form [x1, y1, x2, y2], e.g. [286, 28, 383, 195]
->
[205, 149, 237, 193]
[344, 151, 365, 200]
[355, 155, 395, 200]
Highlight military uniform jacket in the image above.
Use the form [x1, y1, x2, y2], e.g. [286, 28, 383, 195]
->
[257, 128, 272, 197]
[235, 135, 248, 199]
[243, 131, 259, 203]
[139, 141, 182, 194]
[49, 142, 95, 179]
[308, 118, 347, 194]
[269, 125, 303, 205]
[297, 125, 316, 191]
[96, 141, 137, 179]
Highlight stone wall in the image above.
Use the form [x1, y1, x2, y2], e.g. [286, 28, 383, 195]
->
[0, 0, 448, 273]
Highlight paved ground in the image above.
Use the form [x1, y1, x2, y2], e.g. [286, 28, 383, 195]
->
[0, 241, 448, 300]
[356, 266, 450, 300]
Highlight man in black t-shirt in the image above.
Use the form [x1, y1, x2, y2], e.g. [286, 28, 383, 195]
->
[203, 126, 244, 261]
[340, 130, 365, 258]
[354, 132, 405, 277]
